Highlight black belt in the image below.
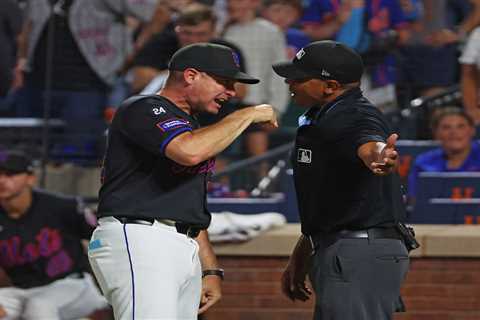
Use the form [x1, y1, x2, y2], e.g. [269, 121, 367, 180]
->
[113, 216, 201, 238]
[336, 227, 402, 240]
[312, 227, 402, 244]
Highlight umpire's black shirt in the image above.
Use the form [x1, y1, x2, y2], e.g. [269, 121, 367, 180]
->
[292, 88, 405, 235]
[97, 95, 214, 229]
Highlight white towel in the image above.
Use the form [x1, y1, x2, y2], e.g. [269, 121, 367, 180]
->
[208, 212, 286, 243]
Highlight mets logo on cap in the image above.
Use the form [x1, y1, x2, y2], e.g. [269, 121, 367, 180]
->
[232, 52, 240, 68]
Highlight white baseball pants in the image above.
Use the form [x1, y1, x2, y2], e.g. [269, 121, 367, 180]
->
[0, 272, 107, 320]
[88, 217, 201, 320]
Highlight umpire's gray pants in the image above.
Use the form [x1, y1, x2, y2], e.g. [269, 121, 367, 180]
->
[309, 236, 409, 320]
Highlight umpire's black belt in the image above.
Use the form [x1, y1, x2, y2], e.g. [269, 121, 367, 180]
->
[338, 227, 402, 240]
[312, 227, 402, 243]
[113, 216, 201, 238]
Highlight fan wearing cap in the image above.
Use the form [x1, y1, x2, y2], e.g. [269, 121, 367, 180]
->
[88, 42, 278, 320]
[273, 41, 412, 319]
[0, 150, 108, 320]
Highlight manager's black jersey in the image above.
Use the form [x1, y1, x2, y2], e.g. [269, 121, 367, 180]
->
[292, 88, 405, 235]
[0, 190, 94, 289]
[97, 95, 214, 228]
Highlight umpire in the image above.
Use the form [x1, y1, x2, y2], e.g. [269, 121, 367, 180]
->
[273, 41, 410, 320]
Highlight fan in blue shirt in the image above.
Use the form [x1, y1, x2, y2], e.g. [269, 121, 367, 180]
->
[299, 0, 417, 87]
[408, 107, 480, 198]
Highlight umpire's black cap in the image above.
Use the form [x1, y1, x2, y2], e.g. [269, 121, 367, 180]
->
[0, 150, 34, 175]
[272, 40, 364, 84]
[169, 43, 260, 84]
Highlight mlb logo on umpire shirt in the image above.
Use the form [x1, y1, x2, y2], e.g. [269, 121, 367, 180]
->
[297, 148, 312, 163]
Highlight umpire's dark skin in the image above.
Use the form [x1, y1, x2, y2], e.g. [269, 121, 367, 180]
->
[279, 68, 399, 301]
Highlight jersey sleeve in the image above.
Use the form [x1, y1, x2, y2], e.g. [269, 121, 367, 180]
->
[119, 97, 193, 155]
[337, 108, 390, 161]
[351, 111, 389, 147]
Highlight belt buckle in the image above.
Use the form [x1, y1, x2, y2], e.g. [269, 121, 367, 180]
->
[174, 222, 200, 238]
[338, 229, 368, 239]
[186, 227, 200, 238]
[135, 219, 154, 225]
[157, 219, 176, 227]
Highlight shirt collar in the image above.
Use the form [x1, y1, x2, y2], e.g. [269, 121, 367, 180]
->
[317, 87, 362, 117]
[154, 95, 198, 125]
[298, 87, 362, 126]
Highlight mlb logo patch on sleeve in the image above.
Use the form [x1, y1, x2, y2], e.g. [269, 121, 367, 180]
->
[156, 118, 190, 132]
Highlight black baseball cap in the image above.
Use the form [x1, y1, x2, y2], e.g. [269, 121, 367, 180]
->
[0, 150, 34, 174]
[272, 40, 364, 84]
[168, 43, 260, 84]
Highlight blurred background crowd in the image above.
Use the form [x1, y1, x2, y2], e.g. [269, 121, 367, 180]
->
[0, 1, 480, 319]
[1, 0, 480, 215]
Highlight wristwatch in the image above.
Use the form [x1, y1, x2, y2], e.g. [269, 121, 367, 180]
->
[202, 268, 224, 280]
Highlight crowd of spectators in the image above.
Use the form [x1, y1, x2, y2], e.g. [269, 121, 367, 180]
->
[0, 2, 480, 316]
[1, 0, 480, 192]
